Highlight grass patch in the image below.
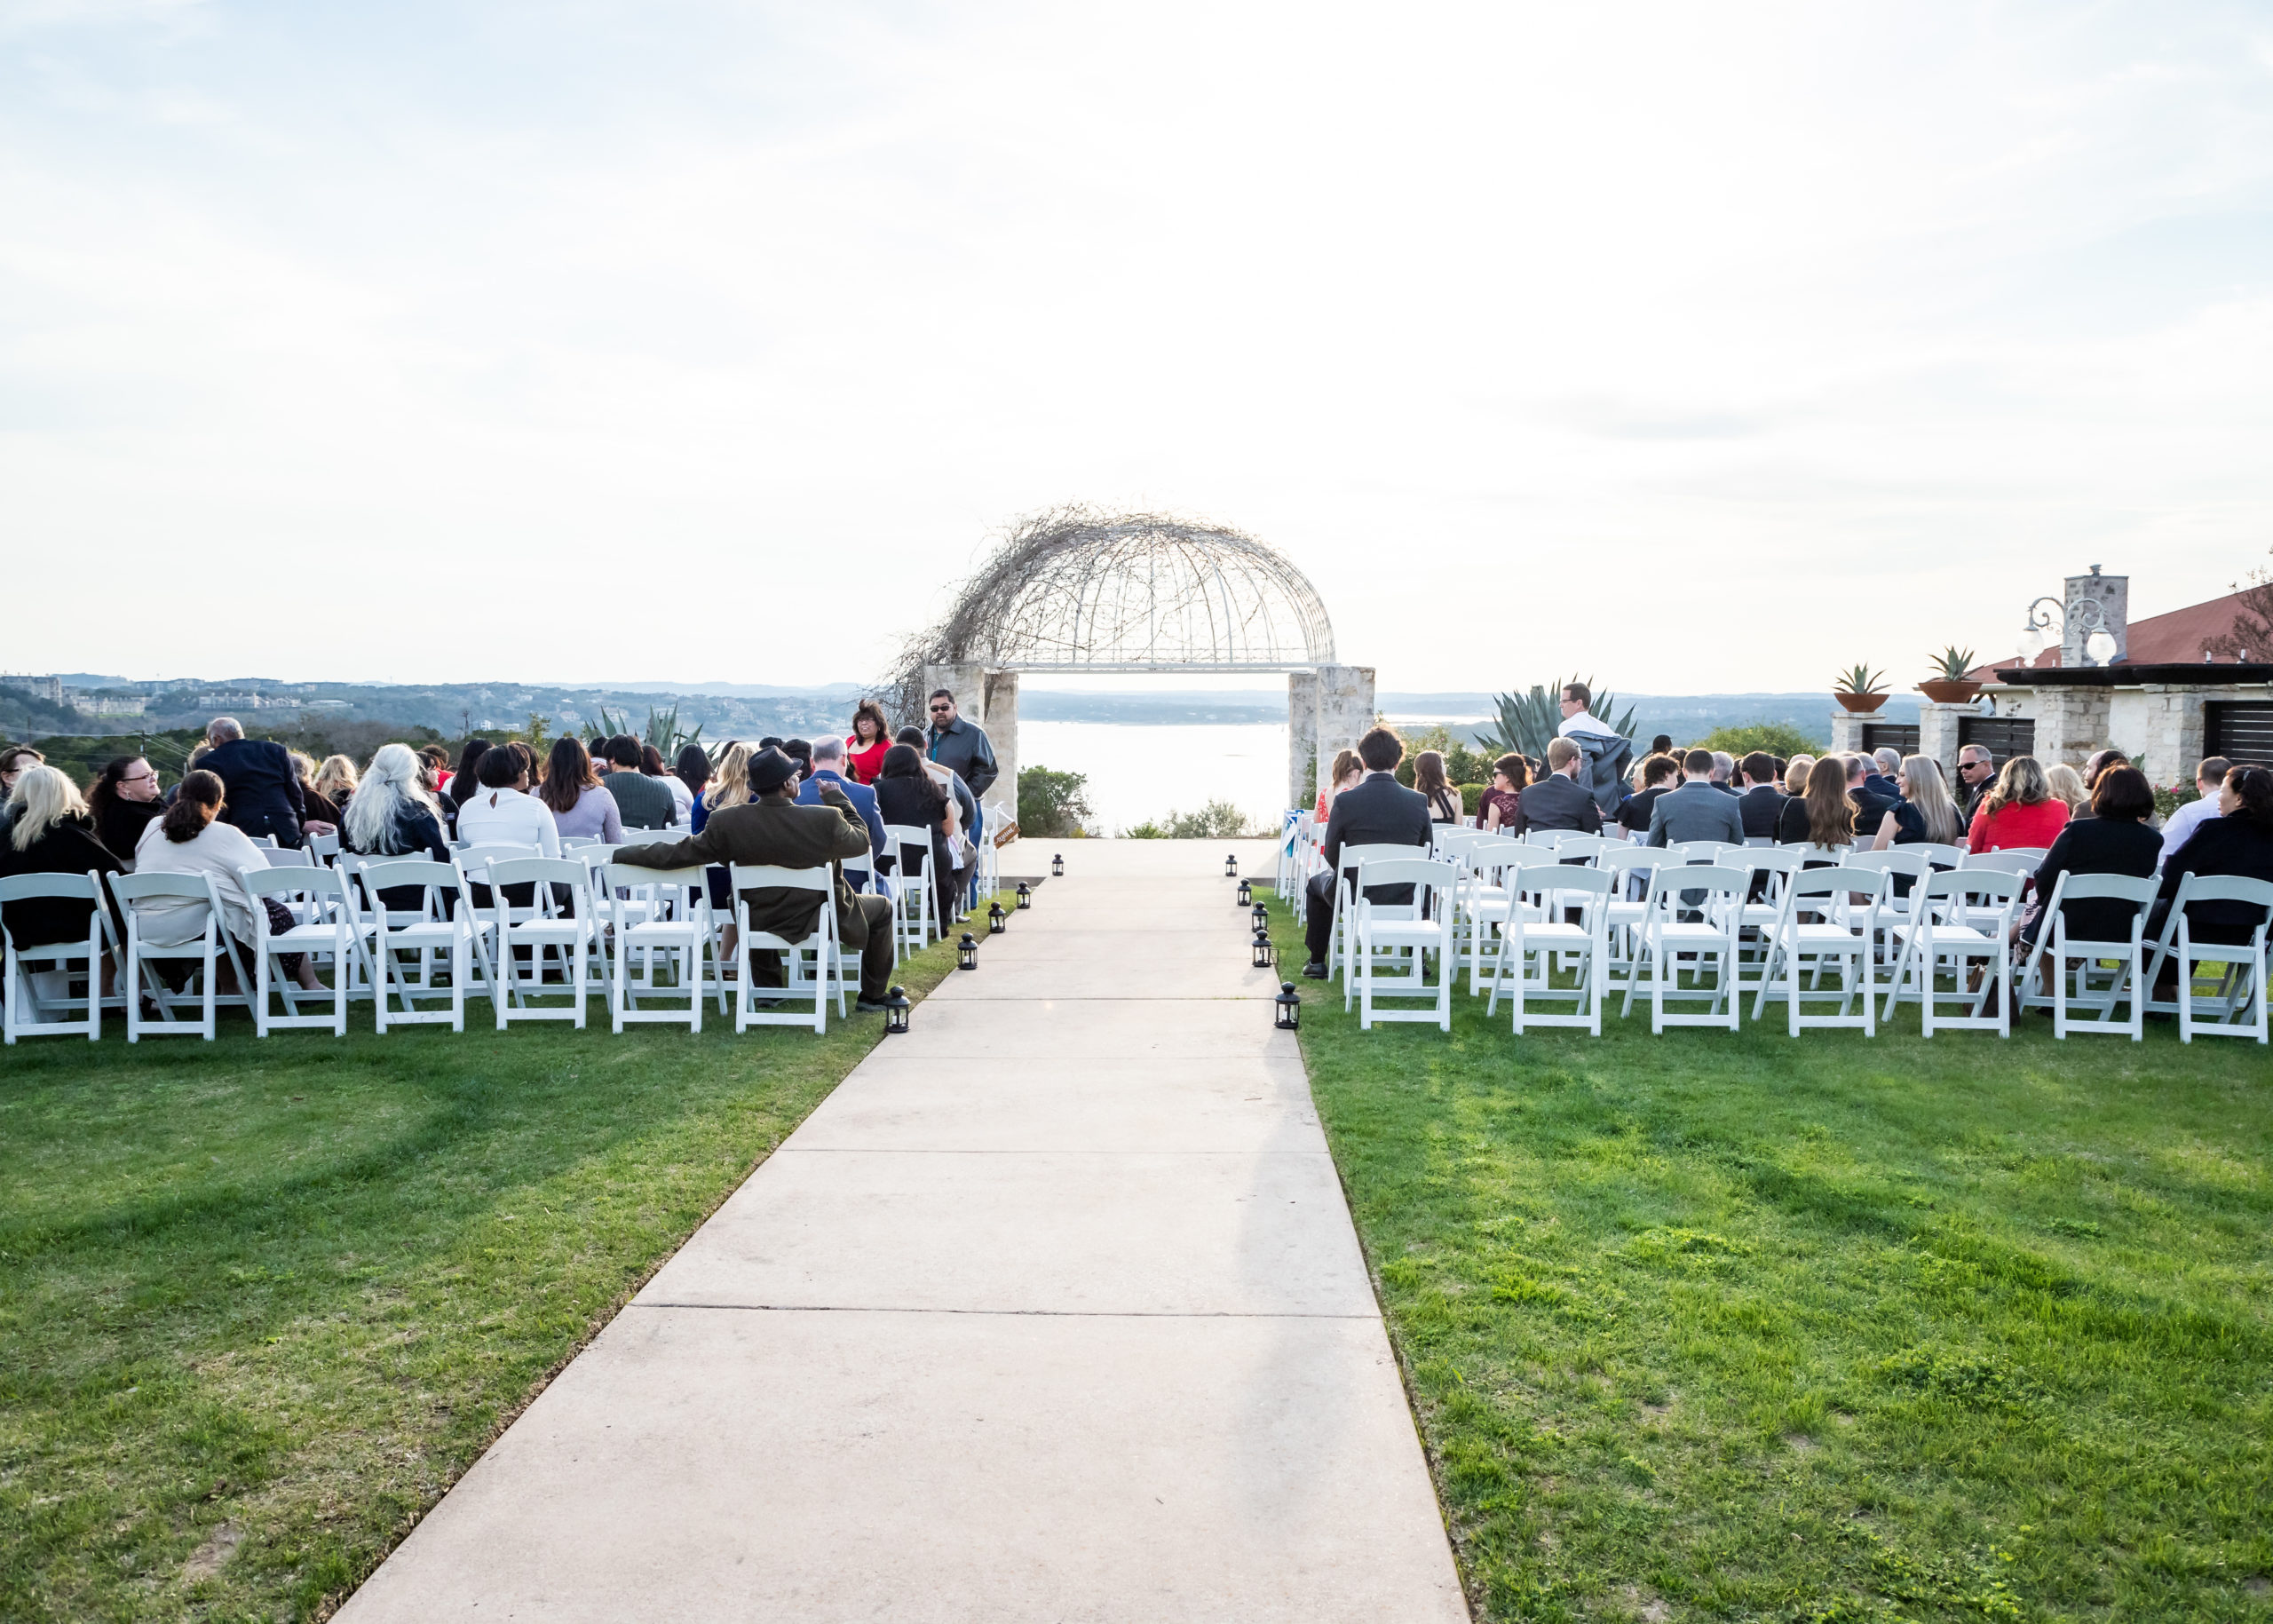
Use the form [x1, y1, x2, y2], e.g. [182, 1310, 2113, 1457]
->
[1269, 899, 2273, 1623]
[1, 928, 966, 1622]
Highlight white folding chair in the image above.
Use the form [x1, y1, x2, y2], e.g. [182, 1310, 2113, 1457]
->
[2019, 872, 2158, 1041]
[1486, 866, 1612, 1035]
[604, 862, 715, 1032]
[1325, 843, 1428, 986]
[1962, 849, 2046, 875]
[480, 856, 596, 1028]
[306, 829, 342, 863]
[1621, 865, 1748, 1033]
[1752, 866, 1888, 1036]
[1349, 856, 1457, 1031]
[731, 863, 842, 1033]
[107, 871, 249, 1042]
[884, 825, 938, 955]
[2141, 875, 2273, 1043]
[358, 858, 482, 1032]
[1913, 843, 1967, 871]
[1880, 868, 2024, 1037]
[1454, 837, 1541, 994]
[1, 872, 119, 1042]
[242, 865, 354, 1036]
[1664, 840, 1738, 866]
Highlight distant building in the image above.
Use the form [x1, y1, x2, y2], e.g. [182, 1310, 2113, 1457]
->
[70, 693, 148, 717]
[2, 673, 64, 704]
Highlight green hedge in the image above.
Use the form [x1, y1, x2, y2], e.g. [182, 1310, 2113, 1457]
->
[1458, 782, 1486, 816]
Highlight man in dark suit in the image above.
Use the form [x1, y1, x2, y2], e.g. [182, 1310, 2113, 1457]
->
[1956, 744, 1996, 823]
[1735, 751, 1786, 840]
[796, 736, 888, 891]
[1301, 726, 1431, 977]
[617, 747, 897, 1009]
[1646, 750, 1749, 847]
[198, 716, 306, 848]
[1847, 753, 1900, 838]
[1510, 738, 1604, 836]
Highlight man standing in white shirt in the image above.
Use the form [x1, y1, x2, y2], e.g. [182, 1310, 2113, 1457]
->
[1556, 681, 1633, 818]
[2159, 755, 2231, 863]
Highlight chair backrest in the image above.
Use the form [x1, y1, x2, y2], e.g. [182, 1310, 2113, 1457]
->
[1914, 843, 1966, 868]
[1643, 863, 1748, 907]
[241, 864, 345, 900]
[1350, 857, 1456, 910]
[1548, 836, 1610, 862]
[2171, 873, 2273, 917]
[731, 863, 833, 895]
[260, 844, 315, 867]
[356, 859, 460, 905]
[0, 870, 104, 906]
[250, 834, 278, 848]
[1786, 865, 1889, 905]
[306, 830, 342, 860]
[883, 824, 931, 858]
[2045, 872, 2157, 906]
[107, 870, 224, 905]
[484, 857, 592, 897]
[1960, 850, 2039, 875]
[1848, 848, 1928, 878]
[1921, 867, 2025, 906]
[1335, 842, 1425, 881]
[1600, 846, 1667, 875]
[1666, 841, 1737, 864]
[604, 862, 709, 901]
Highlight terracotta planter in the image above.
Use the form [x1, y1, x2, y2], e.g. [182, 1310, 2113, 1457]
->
[1833, 692, 1889, 714]
[1918, 679, 1983, 704]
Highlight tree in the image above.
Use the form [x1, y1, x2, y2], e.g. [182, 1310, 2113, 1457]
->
[1477, 677, 1635, 759]
[1018, 765, 1095, 837]
[1123, 799, 1260, 838]
[1696, 722, 1821, 759]
[2206, 547, 2273, 661]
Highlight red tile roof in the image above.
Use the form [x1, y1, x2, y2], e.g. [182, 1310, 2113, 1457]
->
[1972, 588, 2256, 680]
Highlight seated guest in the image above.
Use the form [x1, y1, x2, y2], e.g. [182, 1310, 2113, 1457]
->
[2045, 762, 2088, 820]
[1736, 751, 1786, 840]
[1968, 756, 2068, 853]
[537, 736, 623, 843]
[1846, 754, 1899, 837]
[455, 744, 562, 858]
[874, 742, 966, 926]
[617, 747, 898, 1010]
[757, 735, 785, 752]
[1781, 753, 1817, 797]
[1614, 753, 1679, 838]
[2149, 764, 2273, 947]
[1300, 726, 1430, 978]
[2083, 748, 2127, 790]
[673, 742, 712, 814]
[2158, 756, 2231, 863]
[598, 736, 675, 832]
[797, 736, 888, 888]
[88, 755, 165, 868]
[780, 739, 813, 788]
[1869, 754, 1964, 848]
[845, 701, 892, 785]
[1865, 748, 1903, 801]
[419, 745, 454, 796]
[447, 741, 491, 833]
[133, 769, 323, 994]
[289, 751, 344, 832]
[1646, 749, 1746, 847]
[1476, 754, 1529, 833]
[1510, 737, 1604, 836]
[313, 754, 359, 815]
[891, 725, 979, 879]
[343, 744, 453, 909]
[1778, 757, 1855, 852]
[0, 743, 43, 837]
[2022, 766, 2161, 949]
[1648, 733, 1674, 757]
[1412, 750, 1461, 825]
[695, 743, 749, 836]
[0, 766, 125, 970]
[197, 717, 306, 849]
[1709, 751, 1738, 795]
[1316, 749, 1362, 819]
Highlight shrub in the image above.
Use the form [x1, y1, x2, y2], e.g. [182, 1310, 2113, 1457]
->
[1017, 765, 1094, 837]
[1458, 782, 1485, 816]
[1697, 721, 1822, 758]
[1122, 798, 1261, 838]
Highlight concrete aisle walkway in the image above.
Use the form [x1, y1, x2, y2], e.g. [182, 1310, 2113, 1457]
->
[339, 838, 1467, 1622]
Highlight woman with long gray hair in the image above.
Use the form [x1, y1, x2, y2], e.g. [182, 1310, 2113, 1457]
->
[345, 744, 451, 865]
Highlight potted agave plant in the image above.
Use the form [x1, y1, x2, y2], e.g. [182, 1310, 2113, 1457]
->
[1833, 663, 1889, 715]
[1918, 646, 1982, 705]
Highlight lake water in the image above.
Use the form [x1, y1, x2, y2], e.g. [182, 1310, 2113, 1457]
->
[1016, 720, 1290, 835]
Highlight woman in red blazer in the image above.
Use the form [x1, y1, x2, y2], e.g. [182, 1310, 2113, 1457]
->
[1968, 755, 2070, 852]
[843, 700, 892, 785]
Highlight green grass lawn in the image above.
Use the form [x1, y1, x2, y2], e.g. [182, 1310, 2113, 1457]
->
[1269, 900, 2273, 1623]
[0, 929, 965, 1623]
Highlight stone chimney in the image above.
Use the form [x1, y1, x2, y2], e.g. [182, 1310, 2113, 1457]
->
[2064, 566, 2127, 665]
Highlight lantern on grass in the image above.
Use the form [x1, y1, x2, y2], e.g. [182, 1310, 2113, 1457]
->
[1224, 853, 1239, 878]
[1236, 877, 1252, 907]
[1250, 901, 1269, 933]
[1051, 853, 1065, 877]
[1274, 981, 1301, 1030]
[883, 986, 911, 1034]
[1252, 928, 1274, 969]
[987, 900, 1008, 934]
[1016, 882, 1033, 910]
[958, 932, 979, 970]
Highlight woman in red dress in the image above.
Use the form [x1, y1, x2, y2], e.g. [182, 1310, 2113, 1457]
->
[1968, 755, 2070, 852]
[844, 700, 892, 785]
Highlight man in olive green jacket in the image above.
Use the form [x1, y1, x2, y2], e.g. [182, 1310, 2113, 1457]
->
[616, 748, 894, 1008]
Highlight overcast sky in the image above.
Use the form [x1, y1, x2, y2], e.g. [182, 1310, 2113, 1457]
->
[4, 1, 2270, 694]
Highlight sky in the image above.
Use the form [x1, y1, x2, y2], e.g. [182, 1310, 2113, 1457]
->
[4, 1, 2271, 695]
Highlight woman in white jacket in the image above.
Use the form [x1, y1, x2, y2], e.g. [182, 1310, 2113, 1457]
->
[453, 746, 562, 857]
[134, 769, 323, 992]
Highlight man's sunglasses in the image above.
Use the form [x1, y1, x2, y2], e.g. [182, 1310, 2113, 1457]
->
[929, 704, 953, 713]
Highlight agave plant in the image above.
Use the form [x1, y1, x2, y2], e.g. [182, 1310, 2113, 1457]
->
[1833, 663, 1888, 697]
[1929, 646, 1978, 681]
[1477, 677, 1635, 759]
[594, 705, 705, 756]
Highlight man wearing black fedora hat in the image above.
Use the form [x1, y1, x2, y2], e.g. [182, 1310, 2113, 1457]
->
[615, 746, 896, 1010]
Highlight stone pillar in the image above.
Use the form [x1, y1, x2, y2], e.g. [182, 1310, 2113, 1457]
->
[1287, 670, 1319, 812]
[1828, 711, 1865, 755]
[1314, 664, 1375, 790]
[2035, 687, 2111, 767]
[982, 668, 1019, 830]
[1917, 702, 1968, 786]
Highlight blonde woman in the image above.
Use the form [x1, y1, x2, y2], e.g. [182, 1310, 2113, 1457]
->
[1782, 753, 1817, 796]
[1968, 755, 2067, 852]
[2044, 762, 2087, 818]
[288, 750, 345, 831]
[699, 743, 750, 833]
[313, 754, 359, 810]
[1870, 754, 1965, 850]
[0, 766, 124, 987]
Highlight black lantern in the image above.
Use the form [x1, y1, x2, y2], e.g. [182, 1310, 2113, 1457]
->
[1236, 877, 1252, 906]
[1051, 853, 1065, 877]
[1252, 928, 1274, 969]
[1275, 980, 1300, 1030]
[958, 932, 979, 970]
[1224, 853, 1239, 878]
[1016, 882, 1033, 910]
[1250, 901, 1269, 933]
[987, 900, 1007, 934]
[883, 986, 911, 1033]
